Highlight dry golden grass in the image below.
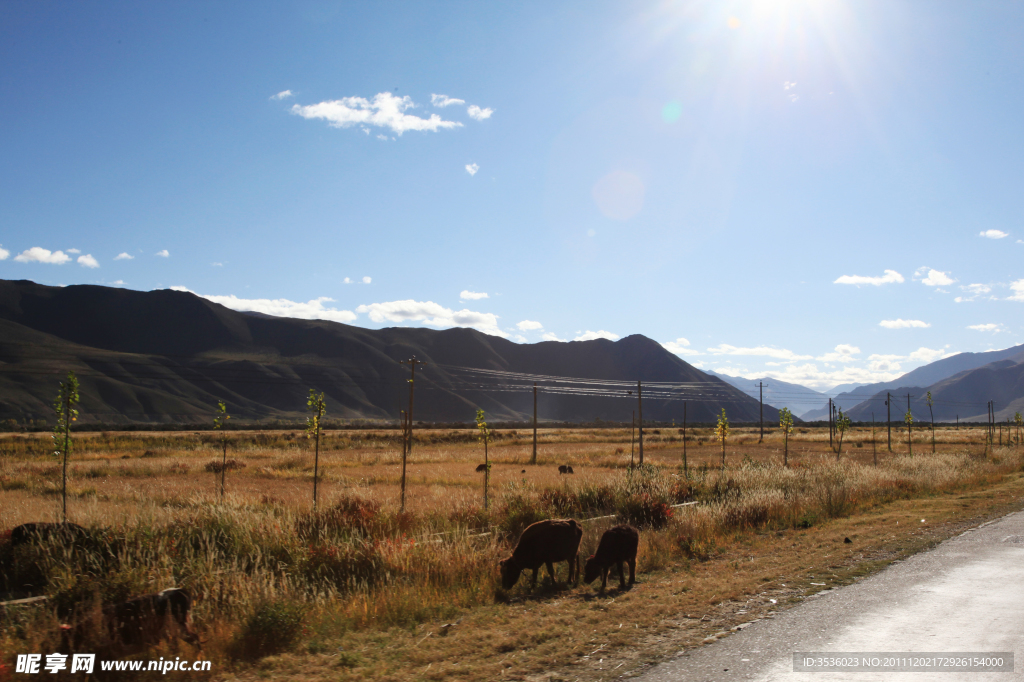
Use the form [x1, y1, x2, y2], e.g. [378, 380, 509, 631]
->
[1, 425, 1020, 681]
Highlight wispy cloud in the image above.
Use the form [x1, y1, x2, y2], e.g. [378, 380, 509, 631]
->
[170, 287, 358, 324]
[156, 250, 169, 258]
[706, 344, 812, 361]
[114, 252, 134, 261]
[460, 290, 488, 300]
[211, 262, 223, 267]
[980, 229, 1008, 239]
[954, 283, 992, 303]
[14, 247, 71, 265]
[67, 248, 80, 254]
[430, 94, 465, 107]
[1009, 279, 1024, 302]
[355, 300, 505, 337]
[0, 245, 8, 260]
[967, 323, 1003, 333]
[574, 330, 619, 341]
[542, 332, 567, 342]
[879, 319, 930, 329]
[343, 278, 353, 284]
[270, 90, 294, 100]
[467, 105, 493, 121]
[77, 254, 99, 268]
[517, 320, 543, 331]
[833, 269, 904, 286]
[816, 344, 860, 363]
[291, 93, 463, 136]
[465, 163, 479, 176]
[914, 267, 955, 286]
[661, 337, 702, 356]
[362, 276, 371, 284]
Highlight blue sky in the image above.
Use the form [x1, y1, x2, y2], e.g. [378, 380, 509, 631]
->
[1, 0, 1022, 390]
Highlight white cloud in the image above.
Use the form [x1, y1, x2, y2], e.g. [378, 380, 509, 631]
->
[430, 94, 465, 107]
[517, 320, 543, 331]
[816, 344, 861, 363]
[156, 250, 169, 257]
[77, 254, 99, 268]
[955, 283, 992, 303]
[211, 262, 223, 267]
[980, 229, 1008, 239]
[171, 287, 358, 324]
[907, 347, 948, 363]
[513, 334, 528, 343]
[291, 93, 463, 136]
[270, 90, 294, 100]
[914, 267, 955, 286]
[706, 344, 812, 361]
[467, 105, 493, 121]
[355, 299, 506, 337]
[573, 330, 619, 341]
[541, 332, 567, 342]
[833, 269, 904, 286]
[362, 276, 371, 284]
[66, 248, 80, 254]
[460, 290, 488, 300]
[465, 163, 479, 176]
[661, 338, 702, 356]
[110, 280, 125, 286]
[1009, 279, 1024, 302]
[867, 354, 903, 372]
[343, 277, 353, 284]
[114, 252, 134, 261]
[967, 323, 1003, 333]
[14, 247, 71, 265]
[879, 319, 930, 329]
[0, 244, 8, 260]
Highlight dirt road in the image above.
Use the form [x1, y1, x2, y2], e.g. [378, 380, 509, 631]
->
[638, 510, 1024, 681]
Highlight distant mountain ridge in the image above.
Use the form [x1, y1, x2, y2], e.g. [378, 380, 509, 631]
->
[0, 279, 776, 425]
[704, 370, 826, 419]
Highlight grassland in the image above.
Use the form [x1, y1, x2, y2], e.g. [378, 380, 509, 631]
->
[1, 425, 1022, 680]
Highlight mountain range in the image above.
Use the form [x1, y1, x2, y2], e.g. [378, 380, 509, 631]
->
[703, 370, 828, 419]
[0, 279, 776, 426]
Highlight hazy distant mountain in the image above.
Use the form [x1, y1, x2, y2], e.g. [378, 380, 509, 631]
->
[0, 279, 776, 425]
[704, 370, 825, 419]
[801, 343, 1024, 421]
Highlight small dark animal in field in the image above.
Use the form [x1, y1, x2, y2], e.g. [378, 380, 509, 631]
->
[62, 588, 199, 652]
[583, 524, 639, 592]
[521, 469, 527, 474]
[9, 522, 89, 547]
[499, 518, 583, 590]
[475, 463, 488, 472]
[558, 465, 574, 474]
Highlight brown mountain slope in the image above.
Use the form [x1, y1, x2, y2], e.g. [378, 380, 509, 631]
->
[0, 279, 775, 425]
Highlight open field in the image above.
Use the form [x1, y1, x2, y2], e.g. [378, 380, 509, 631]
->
[2, 425, 1022, 680]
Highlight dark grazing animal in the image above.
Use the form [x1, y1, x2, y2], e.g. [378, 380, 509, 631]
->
[583, 524, 639, 592]
[557, 465, 574, 474]
[475, 463, 488, 472]
[499, 519, 583, 590]
[62, 588, 199, 652]
[10, 522, 89, 547]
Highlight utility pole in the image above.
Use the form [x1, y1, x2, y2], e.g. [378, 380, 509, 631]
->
[872, 412, 877, 466]
[907, 393, 912, 454]
[399, 409, 408, 510]
[637, 380, 644, 466]
[886, 393, 892, 452]
[531, 382, 538, 465]
[759, 381, 764, 443]
[399, 356, 426, 513]
[682, 401, 688, 476]
[829, 398, 833, 450]
[630, 410, 635, 468]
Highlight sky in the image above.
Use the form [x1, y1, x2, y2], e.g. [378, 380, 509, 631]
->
[1, 0, 1022, 392]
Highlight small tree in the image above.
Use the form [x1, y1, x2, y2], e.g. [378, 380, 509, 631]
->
[52, 371, 80, 524]
[475, 409, 492, 510]
[715, 408, 729, 469]
[905, 408, 914, 456]
[213, 400, 230, 500]
[779, 407, 793, 467]
[306, 390, 326, 509]
[926, 391, 935, 453]
[834, 408, 851, 460]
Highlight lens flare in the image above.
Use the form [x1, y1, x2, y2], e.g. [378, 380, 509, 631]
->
[661, 100, 682, 123]
[592, 171, 645, 221]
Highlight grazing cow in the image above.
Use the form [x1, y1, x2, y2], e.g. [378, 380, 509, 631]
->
[475, 463, 488, 472]
[558, 465, 574, 475]
[499, 519, 583, 590]
[10, 522, 89, 547]
[62, 588, 199, 652]
[583, 524, 639, 592]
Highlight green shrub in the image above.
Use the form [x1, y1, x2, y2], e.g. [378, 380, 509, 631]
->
[232, 600, 306, 660]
